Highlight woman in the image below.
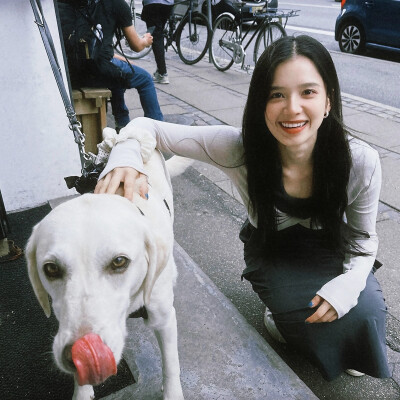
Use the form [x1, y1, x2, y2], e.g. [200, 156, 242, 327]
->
[95, 35, 390, 381]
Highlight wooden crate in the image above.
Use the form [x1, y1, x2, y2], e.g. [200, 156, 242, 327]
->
[72, 87, 111, 154]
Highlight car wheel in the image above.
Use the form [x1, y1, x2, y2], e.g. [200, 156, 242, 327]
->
[338, 22, 365, 54]
[266, 0, 278, 8]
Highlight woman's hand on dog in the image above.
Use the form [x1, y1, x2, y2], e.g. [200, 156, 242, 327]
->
[94, 167, 148, 201]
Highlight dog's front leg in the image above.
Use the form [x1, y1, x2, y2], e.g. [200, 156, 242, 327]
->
[153, 306, 184, 400]
[72, 379, 94, 400]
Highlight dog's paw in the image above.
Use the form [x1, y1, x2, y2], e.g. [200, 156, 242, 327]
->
[72, 382, 94, 400]
[162, 384, 184, 400]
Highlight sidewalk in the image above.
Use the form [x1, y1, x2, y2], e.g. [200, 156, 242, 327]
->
[108, 51, 400, 399]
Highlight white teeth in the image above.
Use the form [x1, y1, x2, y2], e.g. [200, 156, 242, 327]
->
[281, 122, 306, 128]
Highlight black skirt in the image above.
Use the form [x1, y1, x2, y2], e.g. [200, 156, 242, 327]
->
[240, 220, 390, 381]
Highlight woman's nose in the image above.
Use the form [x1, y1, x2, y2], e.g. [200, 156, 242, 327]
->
[285, 95, 302, 114]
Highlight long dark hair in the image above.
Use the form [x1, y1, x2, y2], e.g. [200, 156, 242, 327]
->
[242, 35, 361, 255]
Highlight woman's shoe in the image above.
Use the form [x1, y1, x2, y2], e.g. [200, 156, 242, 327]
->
[264, 308, 287, 344]
[345, 369, 365, 377]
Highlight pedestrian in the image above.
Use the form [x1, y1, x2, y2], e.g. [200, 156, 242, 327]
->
[94, 35, 390, 381]
[141, 0, 174, 84]
[58, 0, 163, 130]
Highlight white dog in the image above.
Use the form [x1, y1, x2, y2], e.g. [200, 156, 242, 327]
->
[26, 150, 186, 400]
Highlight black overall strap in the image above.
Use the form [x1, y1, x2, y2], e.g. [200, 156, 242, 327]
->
[29, 0, 94, 171]
[128, 306, 148, 319]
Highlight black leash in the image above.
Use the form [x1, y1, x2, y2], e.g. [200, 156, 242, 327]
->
[30, 0, 103, 193]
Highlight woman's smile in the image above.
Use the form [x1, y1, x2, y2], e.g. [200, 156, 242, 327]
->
[279, 120, 308, 134]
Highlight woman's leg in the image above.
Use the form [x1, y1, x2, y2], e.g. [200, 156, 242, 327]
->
[273, 272, 390, 380]
[240, 221, 390, 380]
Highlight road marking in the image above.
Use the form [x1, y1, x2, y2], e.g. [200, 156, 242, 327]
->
[280, 1, 340, 9]
[342, 92, 400, 115]
[285, 25, 335, 37]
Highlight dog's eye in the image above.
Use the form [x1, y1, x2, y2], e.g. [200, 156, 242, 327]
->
[109, 256, 130, 273]
[43, 262, 63, 280]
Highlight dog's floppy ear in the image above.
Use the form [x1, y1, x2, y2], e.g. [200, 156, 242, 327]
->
[25, 226, 51, 318]
[143, 233, 169, 306]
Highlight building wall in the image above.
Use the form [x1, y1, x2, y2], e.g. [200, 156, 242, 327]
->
[0, 0, 81, 212]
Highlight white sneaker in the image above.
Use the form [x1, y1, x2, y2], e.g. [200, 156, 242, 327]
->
[153, 71, 169, 84]
[345, 369, 365, 377]
[264, 308, 287, 343]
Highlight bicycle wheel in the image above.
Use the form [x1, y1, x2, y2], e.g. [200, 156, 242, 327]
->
[176, 12, 210, 65]
[114, 5, 152, 60]
[253, 22, 286, 63]
[210, 13, 238, 72]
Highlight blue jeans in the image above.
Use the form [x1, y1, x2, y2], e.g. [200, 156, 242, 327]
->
[109, 58, 163, 127]
[87, 58, 163, 127]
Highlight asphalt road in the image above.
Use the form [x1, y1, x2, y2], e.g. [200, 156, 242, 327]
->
[282, 0, 400, 109]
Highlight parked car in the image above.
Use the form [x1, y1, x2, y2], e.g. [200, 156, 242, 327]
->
[335, 0, 400, 54]
[200, 0, 278, 24]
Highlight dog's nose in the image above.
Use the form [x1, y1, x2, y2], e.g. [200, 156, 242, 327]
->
[62, 344, 76, 372]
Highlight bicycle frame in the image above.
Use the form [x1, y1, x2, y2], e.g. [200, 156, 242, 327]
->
[220, 7, 299, 70]
[216, 12, 271, 67]
[165, 0, 204, 52]
[237, 17, 268, 61]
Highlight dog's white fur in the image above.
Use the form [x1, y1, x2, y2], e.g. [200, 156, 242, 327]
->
[26, 151, 189, 400]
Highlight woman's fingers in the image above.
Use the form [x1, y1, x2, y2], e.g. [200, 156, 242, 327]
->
[306, 298, 338, 324]
[122, 170, 137, 201]
[94, 171, 112, 194]
[93, 167, 148, 201]
[308, 294, 322, 308]
[136, 173, 149, 199]
[106, 169, 126, 195]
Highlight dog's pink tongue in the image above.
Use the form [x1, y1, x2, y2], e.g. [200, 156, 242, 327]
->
[71, 333, 117, 386]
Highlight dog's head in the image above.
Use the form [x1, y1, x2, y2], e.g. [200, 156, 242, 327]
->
[25, 194, 168, 384]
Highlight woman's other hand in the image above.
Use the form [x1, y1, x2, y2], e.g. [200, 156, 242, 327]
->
[306, 295, 338, 323]
[94, 167, 148, 201]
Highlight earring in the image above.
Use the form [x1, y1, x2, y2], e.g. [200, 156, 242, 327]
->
[324, 111, 329, 118]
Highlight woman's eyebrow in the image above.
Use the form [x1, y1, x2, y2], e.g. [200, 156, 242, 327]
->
[270, 82, 321, 91]
[300, 82, 321, 88]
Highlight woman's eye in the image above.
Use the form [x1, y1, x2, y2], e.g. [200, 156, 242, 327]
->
[43, 263, 63, 280]
[270, 92, 283, 99]
[303, 89, 316, 96]
[109, 256, 130, 274]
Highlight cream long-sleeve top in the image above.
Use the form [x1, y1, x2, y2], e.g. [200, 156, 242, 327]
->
[99, 117, 382, 319]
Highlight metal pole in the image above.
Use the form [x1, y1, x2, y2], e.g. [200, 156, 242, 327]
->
[207, 0, 212, 62]
[207, 0, 212, 24]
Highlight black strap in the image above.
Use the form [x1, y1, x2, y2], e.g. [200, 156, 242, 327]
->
[128, 306, 148, 319]
[163, 199, 171, 216]
[30, 0, 94, 171]
[0, 190, 10, 240]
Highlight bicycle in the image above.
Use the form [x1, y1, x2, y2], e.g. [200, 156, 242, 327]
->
[210, 3, 299, 71]
[114, 0, 211, 65]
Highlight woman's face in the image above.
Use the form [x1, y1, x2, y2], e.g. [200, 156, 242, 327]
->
[264, 55, 330, 153]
